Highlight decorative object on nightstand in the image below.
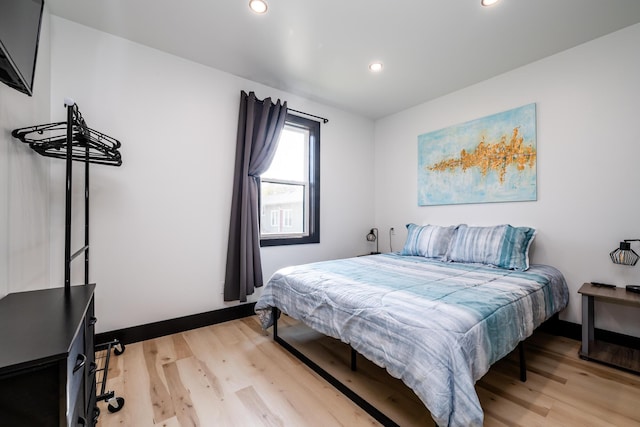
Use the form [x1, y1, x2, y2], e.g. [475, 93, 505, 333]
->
[366, 228, 380, 254]
[610, 239, 640, 266]
[610, 239, 640, 293]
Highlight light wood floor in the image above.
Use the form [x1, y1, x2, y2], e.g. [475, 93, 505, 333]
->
[96, 315, 640, 426]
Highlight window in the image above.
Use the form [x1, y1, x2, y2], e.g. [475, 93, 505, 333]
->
[270, 210, 280, 227]
[282, 209, 292, 228]
[260, 114, 320, 246]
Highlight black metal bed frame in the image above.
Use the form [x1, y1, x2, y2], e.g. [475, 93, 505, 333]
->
[271, 307, 527, 427]
[12, 99, 126, 421]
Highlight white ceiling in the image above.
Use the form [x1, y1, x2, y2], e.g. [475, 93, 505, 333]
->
[47, 0, 640, 119]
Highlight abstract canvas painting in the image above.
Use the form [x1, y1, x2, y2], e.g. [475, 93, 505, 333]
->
[418, 103, 537, 206]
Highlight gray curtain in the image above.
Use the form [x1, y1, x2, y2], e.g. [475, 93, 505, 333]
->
[224, 91, 288, 302]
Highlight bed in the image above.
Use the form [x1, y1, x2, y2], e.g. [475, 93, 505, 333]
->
[255, 224, 569, 427]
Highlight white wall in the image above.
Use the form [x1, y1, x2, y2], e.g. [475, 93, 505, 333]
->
[45, 16, 640, 337]
[374, 23, 640, 337]
[49, 17, 375, 333]
[0, 9, 51, 298]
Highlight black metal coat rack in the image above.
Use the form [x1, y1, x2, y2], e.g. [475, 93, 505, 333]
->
[12, 99, 122, 292]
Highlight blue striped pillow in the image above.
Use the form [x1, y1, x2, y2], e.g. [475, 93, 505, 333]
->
[401, 223, 457, 259]
[444, 224, 536, 271]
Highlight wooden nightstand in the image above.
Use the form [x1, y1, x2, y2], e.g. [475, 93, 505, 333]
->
[578, 282, 640, 373]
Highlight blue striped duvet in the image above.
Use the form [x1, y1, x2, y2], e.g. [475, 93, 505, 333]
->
[255, 253, 569, 427]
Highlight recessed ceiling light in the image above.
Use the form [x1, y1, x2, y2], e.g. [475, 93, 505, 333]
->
[249, 0, 268, 14]
[481, 0, 500, 6]
[369, 62, 383, 73]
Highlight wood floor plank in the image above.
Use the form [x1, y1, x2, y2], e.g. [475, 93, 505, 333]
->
[561, 369, 640, 424]
[174, 356, 238, 427]
[194, 356, 224, 400]
[188, 325, 256, 393]
[518, 356, 640, 420]
[96, 357, 127, 426]
[143, 339, 176, 422]
[184, 324, 329, 426]
[477, 385, 547, 427]
[209, 320, 242, 346]
[274, 320, 432, 426]
[151, 417, 181, 427]
[476, 376, 551, 418]
[172, 333, 194, 360]
[97, 342, 153, 427]
[529, 331, 640, 385]
[163, 361, 200, 427]
[545, 399, 622, 427]
[236, 385, 284, 427]
[96, 317, 640, 427]
[231, 318, 378, 426]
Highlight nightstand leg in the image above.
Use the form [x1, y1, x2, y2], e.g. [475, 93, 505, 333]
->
[581, 294, 594, 356]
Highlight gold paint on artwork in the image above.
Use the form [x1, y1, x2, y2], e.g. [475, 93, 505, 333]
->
[427, 127, 536, 184]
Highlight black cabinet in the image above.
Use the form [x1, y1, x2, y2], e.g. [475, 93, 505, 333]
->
[0, 284, 97, 427]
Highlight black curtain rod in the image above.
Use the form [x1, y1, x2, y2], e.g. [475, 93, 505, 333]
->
[288, 108, 329, 124]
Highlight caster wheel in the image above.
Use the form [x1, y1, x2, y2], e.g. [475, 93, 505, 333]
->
[114, 343, 125, 355]
[107, 397, 125, 413]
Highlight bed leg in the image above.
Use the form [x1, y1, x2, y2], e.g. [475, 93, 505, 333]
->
[519, 341, 527, 382]
[350, 347, 357, 371]
[272, 307, 279, 339]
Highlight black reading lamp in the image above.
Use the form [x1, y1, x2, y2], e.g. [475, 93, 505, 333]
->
[366, 228, 380, 255]
[610, 239, 640, 293]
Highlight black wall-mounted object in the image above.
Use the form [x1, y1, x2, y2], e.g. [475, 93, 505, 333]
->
[0, 0, 44, 96]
